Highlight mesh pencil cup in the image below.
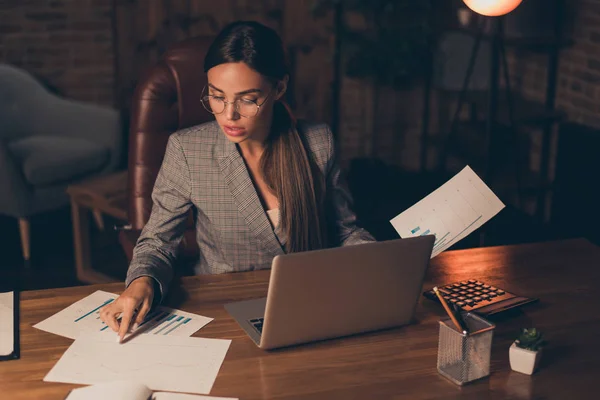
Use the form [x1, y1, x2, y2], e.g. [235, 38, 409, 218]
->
[437, 312, 495, 385]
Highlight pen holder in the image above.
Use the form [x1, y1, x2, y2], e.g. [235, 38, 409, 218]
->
[437, 313, 495, 385]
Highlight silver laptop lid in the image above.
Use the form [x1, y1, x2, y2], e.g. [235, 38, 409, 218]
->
[260, 236, 435, 350]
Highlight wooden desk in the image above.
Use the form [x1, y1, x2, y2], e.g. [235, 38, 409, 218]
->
[2, 239, 600, 399]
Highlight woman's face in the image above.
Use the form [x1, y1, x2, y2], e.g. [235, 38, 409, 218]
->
[206, 62, 281, 146]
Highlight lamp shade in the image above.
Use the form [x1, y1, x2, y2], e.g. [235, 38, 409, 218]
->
[462, 0, 523, 17]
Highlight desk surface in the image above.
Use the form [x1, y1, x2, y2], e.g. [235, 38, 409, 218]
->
[2, 239, 600, 399]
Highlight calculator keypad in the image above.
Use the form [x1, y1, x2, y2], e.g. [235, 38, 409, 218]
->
[431, 280, 511, 311]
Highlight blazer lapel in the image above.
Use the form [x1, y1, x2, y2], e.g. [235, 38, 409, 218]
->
[216, 133, 285, 257]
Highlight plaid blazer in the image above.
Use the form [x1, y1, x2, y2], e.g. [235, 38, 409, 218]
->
[126, 121, 375, 298]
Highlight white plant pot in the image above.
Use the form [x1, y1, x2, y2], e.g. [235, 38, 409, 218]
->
[509, 342, 542, 375]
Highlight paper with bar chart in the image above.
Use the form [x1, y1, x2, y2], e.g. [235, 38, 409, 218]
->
[34, 290, 212, 340]
[390, 166, 505, 257]
[44, 332, 232, 394]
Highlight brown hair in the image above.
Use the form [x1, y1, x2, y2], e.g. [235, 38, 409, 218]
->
[204, 21, 328, 252]
[261, 101, 327, 252]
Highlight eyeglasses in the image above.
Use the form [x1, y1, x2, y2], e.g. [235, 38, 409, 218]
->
[201, 86, 272, 118]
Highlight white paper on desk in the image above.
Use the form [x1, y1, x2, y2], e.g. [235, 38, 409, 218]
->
[44, 332, 232, 394]
[390, 166, 505, 257]
[66, 380, 152, 400]
[34, 290, 213, 340]
[154, 392, 238, 400]
[0, 291, 14, 356]
[66, 380, 239, 400]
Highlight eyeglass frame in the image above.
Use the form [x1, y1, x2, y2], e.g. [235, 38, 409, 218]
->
[200, 85, 274, 118]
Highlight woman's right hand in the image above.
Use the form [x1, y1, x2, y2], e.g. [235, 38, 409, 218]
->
[99, 276, 155, 342]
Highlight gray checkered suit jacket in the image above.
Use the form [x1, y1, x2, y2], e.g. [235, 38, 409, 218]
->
[126, 120, 375, 298]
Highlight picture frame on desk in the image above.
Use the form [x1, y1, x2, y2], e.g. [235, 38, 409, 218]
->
[0, 290, 20, 361]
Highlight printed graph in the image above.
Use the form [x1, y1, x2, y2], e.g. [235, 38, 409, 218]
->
[391, 166, 505, 257]
[34, 290, 212, 340]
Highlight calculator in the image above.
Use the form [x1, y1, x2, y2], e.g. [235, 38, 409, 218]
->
[423, 279, 538, 316]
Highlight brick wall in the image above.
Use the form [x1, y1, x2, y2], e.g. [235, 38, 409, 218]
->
[0, 0, 115, 106]
[338, 77, 426, 171]
[6, 1, 597, 172]
[509, 0, 600, 128]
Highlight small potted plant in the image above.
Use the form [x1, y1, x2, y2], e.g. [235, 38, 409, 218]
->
[509, 328, 544, 375]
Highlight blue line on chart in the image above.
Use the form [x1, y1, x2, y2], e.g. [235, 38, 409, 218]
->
[420, 229, 431, 236]
[75, 298, 114, 322]
[99, 314, 124, 331]
[411, 226, 420, 234]
[140, 311, 170, 334]
[164, 317, 191, 335]
[137, 310, 161, 328]
[153, 314, 179, 334]
[154, 314, 177, 335]
[440, 215, 483, 249]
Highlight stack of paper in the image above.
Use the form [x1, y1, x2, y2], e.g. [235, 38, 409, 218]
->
[36, 291, 232, 396]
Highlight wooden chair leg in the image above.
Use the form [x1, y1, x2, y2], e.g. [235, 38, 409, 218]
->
[18, 218, 31, 262]
[92, 209, 105, 231]
[70, 200, 117, 284]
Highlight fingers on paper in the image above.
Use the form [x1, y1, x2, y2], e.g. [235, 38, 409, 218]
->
[117, 297, 139, 340]
[134, 300, 151, 326]
[100, 302, 122, 333]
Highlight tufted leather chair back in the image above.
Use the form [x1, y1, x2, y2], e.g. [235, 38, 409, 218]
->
[121, 36, 214, 261]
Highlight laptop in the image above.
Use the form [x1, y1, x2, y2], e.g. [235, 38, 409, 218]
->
[225, 236, 435, 350]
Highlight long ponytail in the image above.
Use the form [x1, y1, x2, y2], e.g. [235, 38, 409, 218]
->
[261, 101, 327, 252]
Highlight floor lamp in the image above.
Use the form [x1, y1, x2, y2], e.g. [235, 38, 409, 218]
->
[439, 0, 524, 203]
[438, 0, 523, 246]
[462, 0, 522, 17]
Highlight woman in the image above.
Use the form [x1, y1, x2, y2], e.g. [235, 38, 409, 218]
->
[100, 21, 374, 340]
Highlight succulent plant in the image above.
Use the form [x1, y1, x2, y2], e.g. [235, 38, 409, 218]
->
[515, 328, 544, 351]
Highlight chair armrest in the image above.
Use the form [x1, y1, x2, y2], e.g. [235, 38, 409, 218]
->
[0, 139, 32, 217]
[35, 95, 123, 172]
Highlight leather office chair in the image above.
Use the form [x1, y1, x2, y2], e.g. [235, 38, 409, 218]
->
[119, 37, 214, 263]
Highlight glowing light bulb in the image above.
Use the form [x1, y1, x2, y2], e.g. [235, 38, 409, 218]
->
[462, 0, 523, 17]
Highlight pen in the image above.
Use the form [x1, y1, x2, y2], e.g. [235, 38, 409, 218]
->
[450, 302, 470, 334]
[433, 287, 467, 335]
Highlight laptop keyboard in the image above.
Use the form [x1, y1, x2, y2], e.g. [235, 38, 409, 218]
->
[249, 318, 264, 334]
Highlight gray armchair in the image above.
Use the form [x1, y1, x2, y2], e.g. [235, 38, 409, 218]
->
[0, 64, 122, 261]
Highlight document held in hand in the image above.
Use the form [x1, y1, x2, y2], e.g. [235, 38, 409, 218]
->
[390, 166, 505, 257]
